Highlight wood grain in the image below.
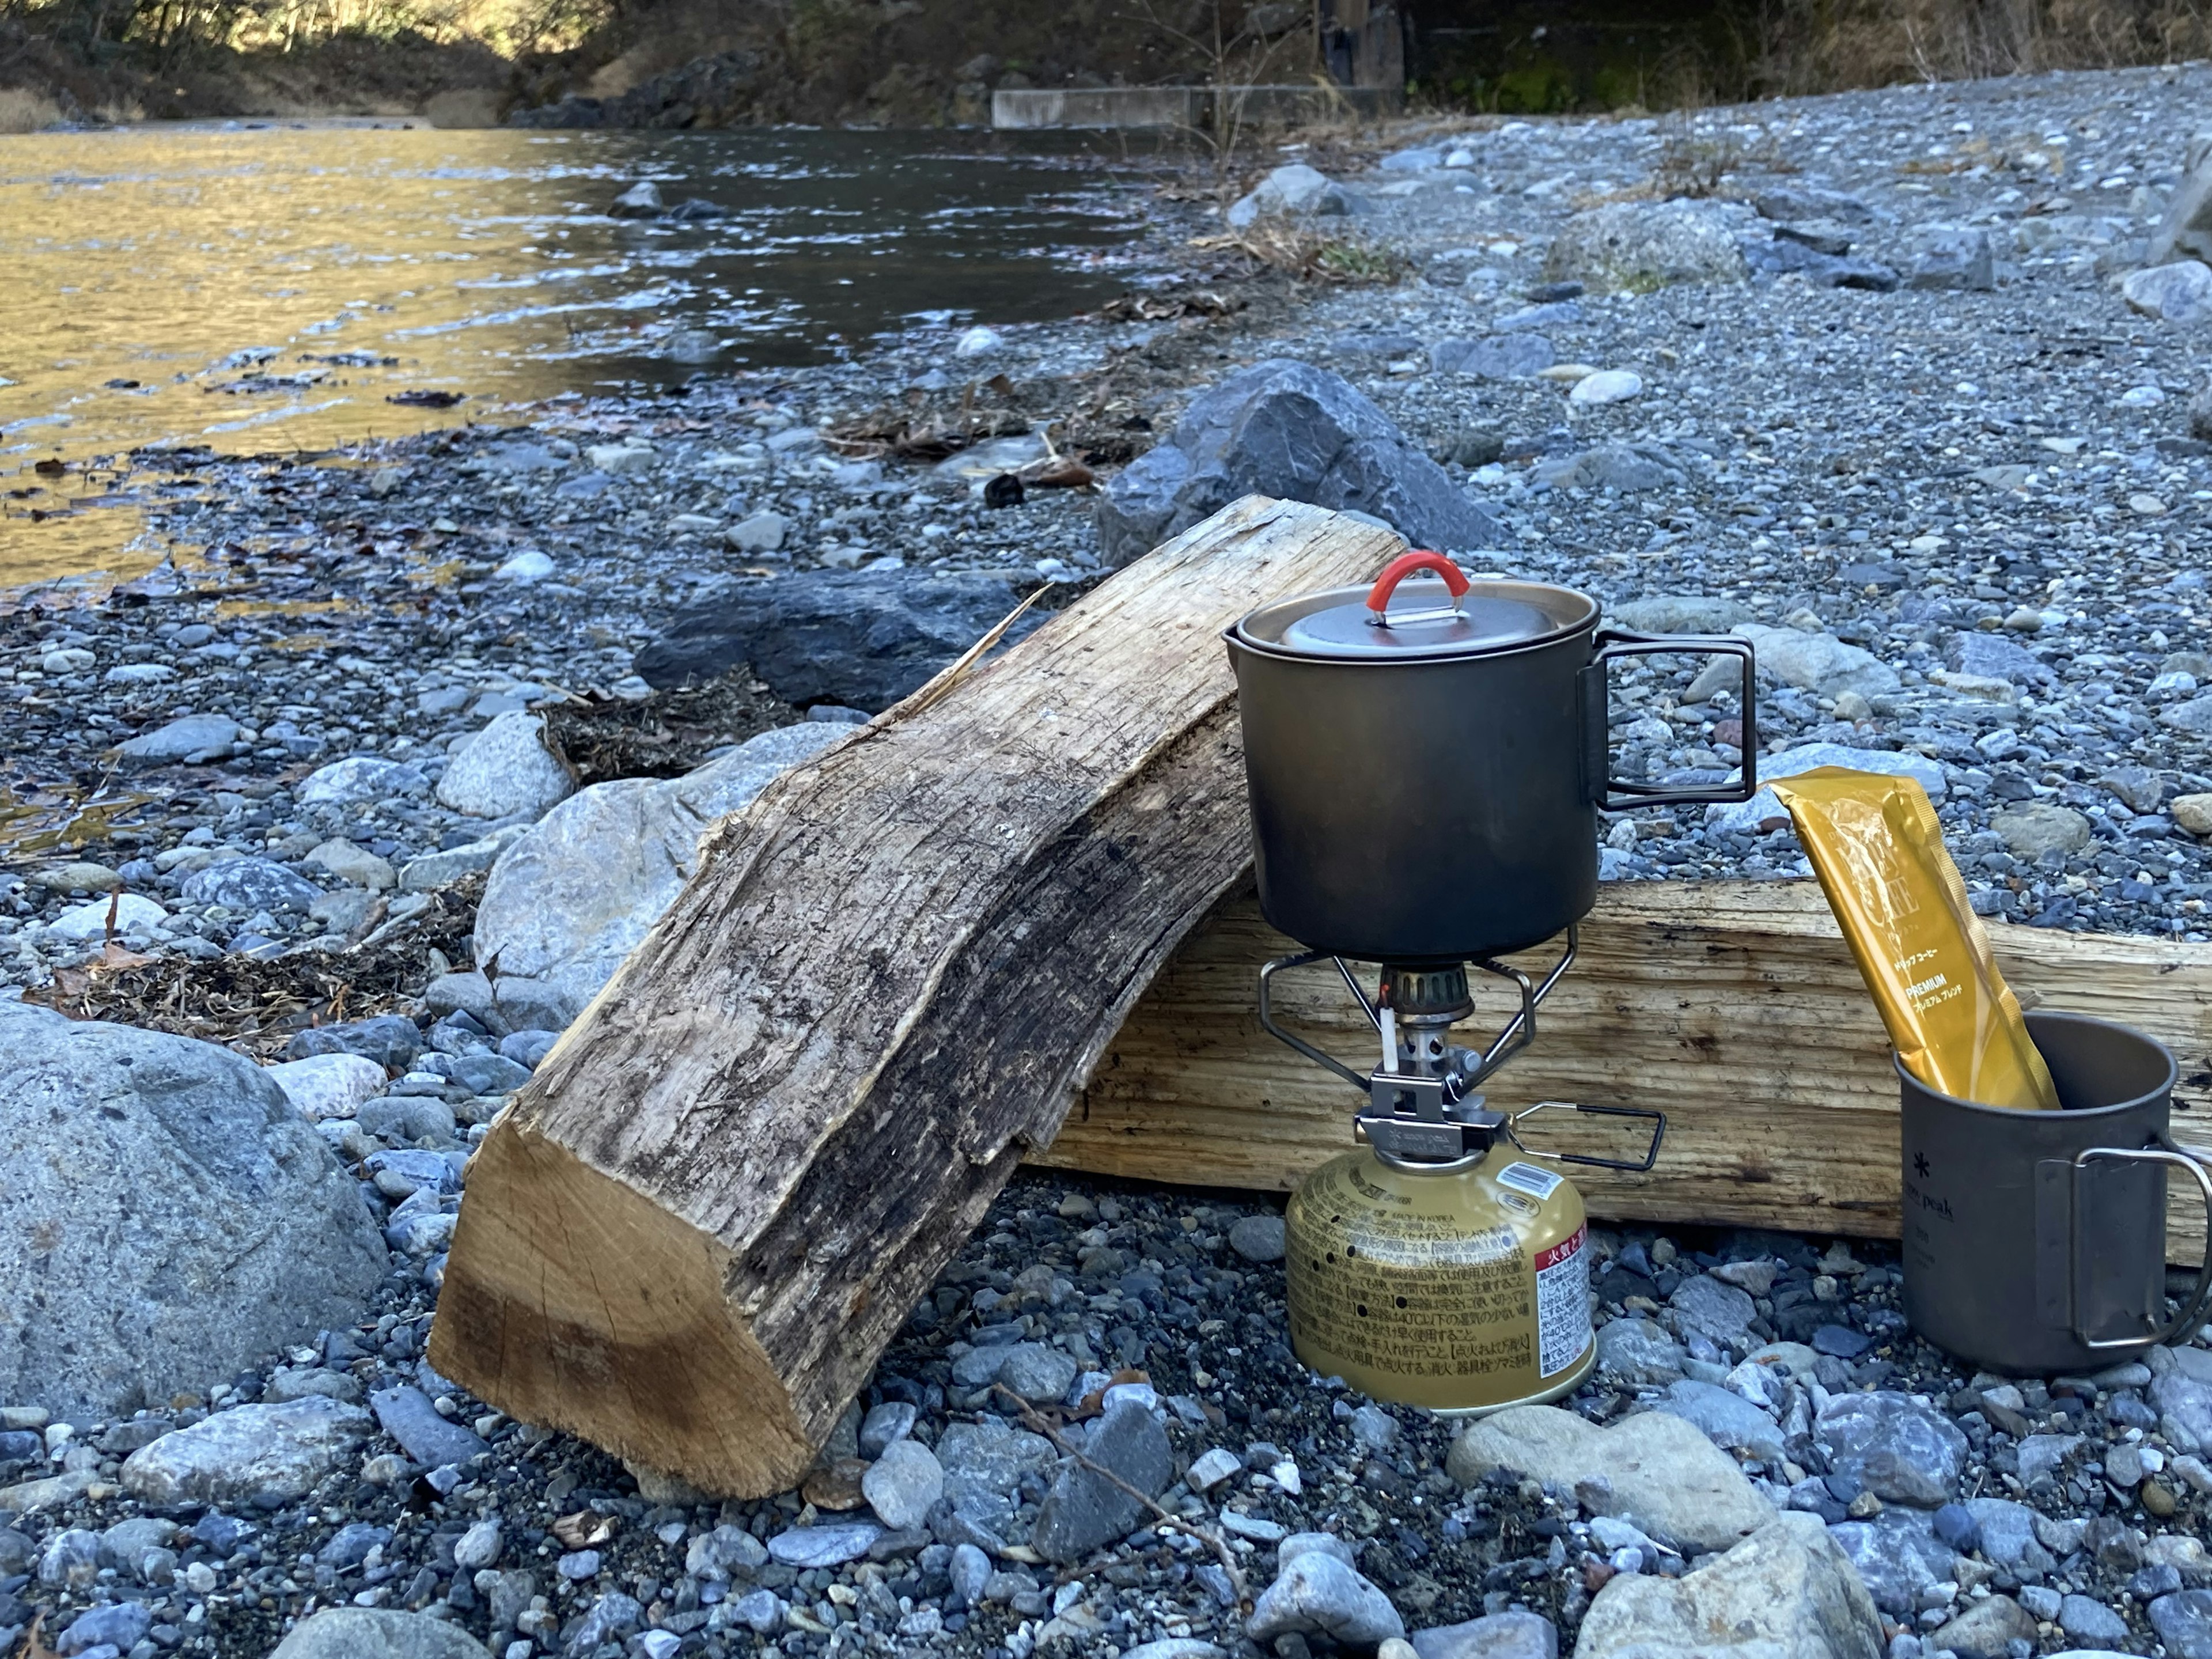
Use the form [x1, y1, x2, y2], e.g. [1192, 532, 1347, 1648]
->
[1035, 882, 2212, 1260]
[429, 496, 1403, 1497]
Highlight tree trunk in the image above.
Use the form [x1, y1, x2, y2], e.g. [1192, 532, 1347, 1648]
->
[427, 496, 1399, 1497]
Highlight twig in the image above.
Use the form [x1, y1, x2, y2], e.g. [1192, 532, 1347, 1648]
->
[989, 1384, 1251, 1608]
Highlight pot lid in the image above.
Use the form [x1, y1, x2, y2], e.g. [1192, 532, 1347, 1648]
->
[1233, 552, 1594, 663]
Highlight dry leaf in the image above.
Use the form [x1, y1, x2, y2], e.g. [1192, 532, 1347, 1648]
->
[553, 1510, 617, 1548]
[1071, 1367, 1152, 1419]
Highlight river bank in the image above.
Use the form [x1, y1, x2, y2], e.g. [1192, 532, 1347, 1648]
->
[6, 60, 2212, 1659]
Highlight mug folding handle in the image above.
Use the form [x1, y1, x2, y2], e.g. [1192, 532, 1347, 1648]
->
[2066, 1138, 2212, 1352]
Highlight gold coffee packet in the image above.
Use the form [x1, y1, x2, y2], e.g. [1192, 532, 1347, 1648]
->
[1770, 766, 2060, 1112]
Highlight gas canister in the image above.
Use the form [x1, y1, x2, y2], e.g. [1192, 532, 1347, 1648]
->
[1286, 1142, 1594, 1413]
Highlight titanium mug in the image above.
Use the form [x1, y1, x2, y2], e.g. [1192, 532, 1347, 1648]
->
[1899, 1010, 2212, 1374]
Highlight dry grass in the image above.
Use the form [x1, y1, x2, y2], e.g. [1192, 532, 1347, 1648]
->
[1746, 0, 2212, 93]
[1198, 222, 1411, 284]
[0, 85, 62, 128]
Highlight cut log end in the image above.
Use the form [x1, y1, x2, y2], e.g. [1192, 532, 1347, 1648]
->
[429, 1119, 817, 1496]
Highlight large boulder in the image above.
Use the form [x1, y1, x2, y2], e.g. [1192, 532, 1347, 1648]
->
[271, 1608, 492, 1659]
[1543, 200, 1749, 292]
[119, 1397, 371, 1505]
[1574, 1513, 1883, 1659]
[1447, 1404, 1774, 1555]
[0, 1002, 387, 1420]
[1094, 359, 1503, 567]
[1226, 163, 1361, 229]
[2122, 260, 2212, 325]
[632, 570, 1045, 711]
[474, 724, 849, 1029]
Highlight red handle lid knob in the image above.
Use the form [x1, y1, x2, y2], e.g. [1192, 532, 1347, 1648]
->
[1365, 550, 1469, 619]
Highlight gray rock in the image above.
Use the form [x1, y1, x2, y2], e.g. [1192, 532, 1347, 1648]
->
[1961, 1497, 2055, 1574]
[1669, 1274, 1757, 1348]
[1229, 1214, 1287, 1263]
[937, 1419, 1055, 1531]
[58, 1603, 154, 1655]
[1992, 801, 2093, 859]
[609, 180, 663, 217]
[1349, 1404, 1400, 1452]
[2164, 695, 2212, 736]
[0, 1002, 385, 1420]
[1226, 163, 1359, 228]
[1544, 199, 1749, 291]
[684, 1523, 767, 1581]
[121, 1397, 371, 1504]
[1707, 743, 1948, 836]
[2059, 1595, 2130, 1644]
[1539, 441, 1685, 493]
[435, 711, 573, 820]
[397, 834, 514, 891]
[1246, 1551, 1405, 1646]
[358, 1095, 457, 1144]
[1597, 1317, 1687, 1386]
[1093, 358, 1503, 568]
[1613, 596, 1753, 634]
[1123, 1644, 1226, 1659]
[728, 1588, 785, 1634]
[1736, 623, 1901, 700]
[1575, 1513, 1881, 1659]
[180, 856, 324, 915]
[767, 1522, 880, 1568]
[1906, 226, 1995, 291]
[40, 1529, 100, 1587]
[98, 1517, 176, 1578]
[2154, 1370, 2212, 1451]
[568, 1592, 643, 1650]
[2018, 1432, 2088, 1485]
[1948, 630, 2053, 685]
[995, 1342, 1080, 1403]
[2152, 1589, 2212, 1659]
[863, 1437, 944, 1531]
[861, 1401, 918, 1457]
[1649, 1379, 1789, 1464]
[1431, 333, 1556, 379]
[452, 1518, 502, 1570]
[370, 1385, 488, 1469]
[726, 510, 788, 552]
[474, 724, 846, 1028]
[633, 571, 1041, 710]
[1926, 1594, 2036, 1659]
[2122, 259, 2212, 324]
[297, 756, 430, 806]
[949, 1540, 992, 1604]
[1032, 1399, 1174, 1563]
[446, 1052, 532, 1095]
[114, 713, 245, 766]
[1411, 1610, 1558, 1659]
[264, 1052, 389, 1120]
[1279, 1533, 1357, 1570]
[1827, 1509, 1957, 1616]
[287, 1014, 422, 1070]
[1448, 1404, 1774, 1554]
[1816, 1392, 1966, 1506]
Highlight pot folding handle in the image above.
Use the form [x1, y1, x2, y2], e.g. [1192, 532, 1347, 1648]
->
[1365, 550, 1470, 627]
[1580, 629, 1760, 812]
[2055, 1137, 2212, 1353]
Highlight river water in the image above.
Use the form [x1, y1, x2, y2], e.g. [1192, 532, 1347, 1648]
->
[0, 122, 1156, 588]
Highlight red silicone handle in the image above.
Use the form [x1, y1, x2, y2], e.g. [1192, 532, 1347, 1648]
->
[1365, 550, 1469, 616]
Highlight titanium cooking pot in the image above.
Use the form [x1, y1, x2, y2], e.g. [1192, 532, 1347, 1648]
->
[1225, 550, 1762, 964]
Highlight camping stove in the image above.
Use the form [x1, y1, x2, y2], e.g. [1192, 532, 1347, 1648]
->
[1260, 935, 1664, 1414]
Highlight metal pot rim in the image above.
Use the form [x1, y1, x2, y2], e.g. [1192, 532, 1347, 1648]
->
[1892, 1009, 2177, 1118]
[1229, 577, 1599, 665]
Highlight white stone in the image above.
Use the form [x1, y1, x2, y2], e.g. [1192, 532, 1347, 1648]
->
[727, 511, 790, 552]
[265, 1053, 389, 1120]
[306, 839, 396, 892]
[296, 756, 429, 806]
[434, 712, 574, 820]
[49, 893, 167, 940]
[122, 1397, 372, 1505]
[586, 442, 657, 475]
[2121, 259, 2212, 324]
[1569, 369, 1643, 405]
[953, 326, 1005, 357]
[493, 550, 555, 585]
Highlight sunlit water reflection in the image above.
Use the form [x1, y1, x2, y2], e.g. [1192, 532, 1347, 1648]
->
[0, 122, 1156, 586]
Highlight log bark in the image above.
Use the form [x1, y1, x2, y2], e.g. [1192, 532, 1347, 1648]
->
[1036, 881, 2212, 1259]
[428, 496, 1400, 1497]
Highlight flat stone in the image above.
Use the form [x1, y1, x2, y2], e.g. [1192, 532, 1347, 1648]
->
[122, 1398, 371, 1504]
[1569, 369, 1644, 406]
[49, 892, 168, 940]
[297, 757, 430, 806]
[859, 1402, 917, 1457]
[1992, 801, 2093, 859]
[633, 573, 1042, 711]
[1962, 1497, 2054, 1574]
[1431, 333, 1556, 380]
[767, 1522, 881, 1568]
[1735, 623, 1902, 700]
[1906, 226, 1995, 290]
[370, 1385, 488, 1469]
[1229, 1214, 1287, 1263]
[1669, 1274, 1757, 1348]
[1927, 1594, 2037, 1659]
[1575, 1513, 1881, 1659]
[306, 838, 396, 891]
[113, 714, 245, 766]
[1032, 1398, 1174, 1563]
[862, 1437, 944, 1531]
[181, 856, 324, 915]
[937, 1419, 1055, 1531]
[1448, 1404, 1774, 1554]
[0, 1003, 385, 1421]
[287, 1014, 422, 1070]
[1649, 1380, 1789, 1465]
[264, 1052, 389, 1120]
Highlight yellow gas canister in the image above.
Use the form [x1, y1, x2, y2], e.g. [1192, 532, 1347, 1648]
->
[1285, 1143, 1594, 1413]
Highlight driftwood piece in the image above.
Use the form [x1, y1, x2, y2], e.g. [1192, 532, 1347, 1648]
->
[1036, 881, 2212, 1260]
[427, 497, 1401, 1497]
